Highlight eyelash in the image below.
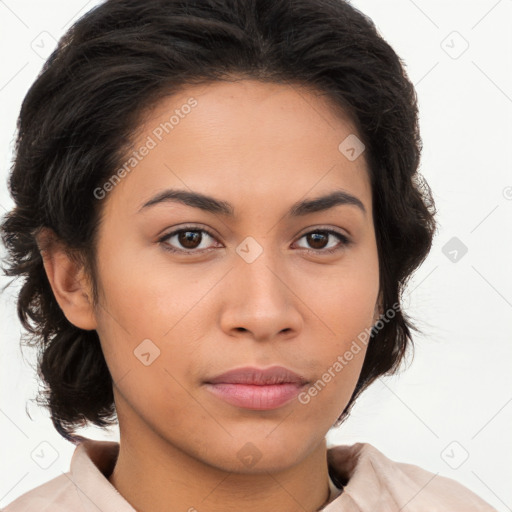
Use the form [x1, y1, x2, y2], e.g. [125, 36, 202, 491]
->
[158, 225, 352, 256]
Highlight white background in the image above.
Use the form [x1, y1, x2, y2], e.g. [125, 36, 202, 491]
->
[0, 0, 511, 510]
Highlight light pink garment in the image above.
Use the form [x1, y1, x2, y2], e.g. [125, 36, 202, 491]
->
[3, 439, 497, 511]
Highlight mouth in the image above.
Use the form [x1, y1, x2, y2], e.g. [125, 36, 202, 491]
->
[203, 365, 309, 410]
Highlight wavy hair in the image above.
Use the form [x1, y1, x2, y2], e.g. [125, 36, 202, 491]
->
[0, 0, 436, 442]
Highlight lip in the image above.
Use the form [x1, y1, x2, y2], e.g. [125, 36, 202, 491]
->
[204, 366, 309, 410]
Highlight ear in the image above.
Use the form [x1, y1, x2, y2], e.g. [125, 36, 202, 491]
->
[36, 227, 97, 331]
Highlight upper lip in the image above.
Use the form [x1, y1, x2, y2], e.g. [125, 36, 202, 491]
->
[205, 366, 308, 386]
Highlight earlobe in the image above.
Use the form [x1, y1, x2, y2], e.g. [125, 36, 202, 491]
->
[37, 228, 97, 331]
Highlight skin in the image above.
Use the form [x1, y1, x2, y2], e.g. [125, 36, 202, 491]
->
[39, 79, 382, 512]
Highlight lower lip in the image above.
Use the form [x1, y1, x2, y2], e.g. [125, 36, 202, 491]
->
[204, 382, 305, 410]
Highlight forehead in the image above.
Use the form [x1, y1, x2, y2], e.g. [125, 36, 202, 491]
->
[102, 79, 372, 221]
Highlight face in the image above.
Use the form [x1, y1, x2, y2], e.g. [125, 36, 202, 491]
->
[90, 79, 380, 473]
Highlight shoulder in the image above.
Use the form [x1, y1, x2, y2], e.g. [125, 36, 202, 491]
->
[2, 473, 78, 512]
[2, 438, 127, 512]
[326, 442, 497, 511]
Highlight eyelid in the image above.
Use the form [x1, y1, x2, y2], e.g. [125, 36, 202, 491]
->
[295, 224, 350, 240]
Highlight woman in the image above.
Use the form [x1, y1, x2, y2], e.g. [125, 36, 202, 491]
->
[0, 0, 497, 510]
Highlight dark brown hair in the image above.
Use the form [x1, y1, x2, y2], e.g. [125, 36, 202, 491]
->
[0, 0, 436, 443]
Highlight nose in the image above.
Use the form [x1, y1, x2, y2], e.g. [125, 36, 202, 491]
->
[218, 250, 303, 342]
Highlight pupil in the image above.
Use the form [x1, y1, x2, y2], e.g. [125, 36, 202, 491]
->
[308, 232, 327, 249]
[179, 230, 201, 248]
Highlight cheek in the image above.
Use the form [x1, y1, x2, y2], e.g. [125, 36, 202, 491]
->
[94, 233, 206, 337]
[304, 248, 379, 345]
[292, 254, 378, 412]
[92, 242, 220, 402]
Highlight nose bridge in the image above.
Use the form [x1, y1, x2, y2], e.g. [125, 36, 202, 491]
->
[221, 236, 302, 337]
[234, 236, 287, 308]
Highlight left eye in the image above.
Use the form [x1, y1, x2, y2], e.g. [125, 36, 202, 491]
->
[294, 229, 351, 254]
[159, 227, 351, 255]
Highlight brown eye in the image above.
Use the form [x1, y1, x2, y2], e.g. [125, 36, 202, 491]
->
[159, 227, 219, 254]
[295, 229, 351, 255]
[306, 232, 329, 250]
[178, 230, 203, 249]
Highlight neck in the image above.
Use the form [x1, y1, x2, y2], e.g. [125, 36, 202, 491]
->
[108, 410, 332, 512]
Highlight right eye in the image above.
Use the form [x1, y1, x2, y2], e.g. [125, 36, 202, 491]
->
[158, 226, 222, 254]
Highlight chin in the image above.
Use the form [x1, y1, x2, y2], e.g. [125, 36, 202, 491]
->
[193, 428, 323, 474]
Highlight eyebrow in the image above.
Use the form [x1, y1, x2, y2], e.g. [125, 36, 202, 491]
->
[138, 188, 366, 217]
